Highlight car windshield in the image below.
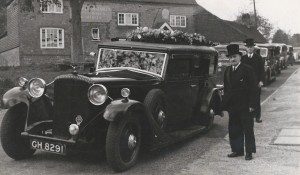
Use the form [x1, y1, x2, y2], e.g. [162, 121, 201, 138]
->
[260, 48, 268, 57]
[96, 48, 167, 77]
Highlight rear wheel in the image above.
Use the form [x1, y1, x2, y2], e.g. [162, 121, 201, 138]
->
[265, 70, 271, 85]
[106, 114, 141, 172]
[196, 95, 218, 130]
[276, 66, 281, 74]
[0, 103, 35, 160]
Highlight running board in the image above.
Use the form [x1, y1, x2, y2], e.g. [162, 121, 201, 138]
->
[148, 125, 207, 151]
[169, 125, 206, 141]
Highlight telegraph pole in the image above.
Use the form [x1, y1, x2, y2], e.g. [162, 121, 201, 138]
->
[253, 0, 258, 29]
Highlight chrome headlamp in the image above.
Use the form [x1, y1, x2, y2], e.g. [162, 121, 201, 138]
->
[28, 78, 46, 98]
[88, 84, 108, 105]
[17, 77, 28, 87]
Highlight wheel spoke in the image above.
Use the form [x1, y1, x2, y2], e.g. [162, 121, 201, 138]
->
[119, 123, 139, 163]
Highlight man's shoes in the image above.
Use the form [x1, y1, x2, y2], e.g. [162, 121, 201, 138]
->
[255, 119, 262, 123]
[245, 153, 253, 160]
[227, 152, 244, 158]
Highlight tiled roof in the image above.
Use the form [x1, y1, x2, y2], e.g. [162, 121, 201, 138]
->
[195, 9, 245, 43]
[108, 0, 198, 5]
[225, 20, 267, 43]
[194, 8, 266, 43]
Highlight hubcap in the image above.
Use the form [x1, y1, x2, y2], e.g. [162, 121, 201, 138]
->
[157, 110, 166, 128]
[210, 109, 215, 116]
[119, 123, 140, 163]
[128, 134, 137, 150]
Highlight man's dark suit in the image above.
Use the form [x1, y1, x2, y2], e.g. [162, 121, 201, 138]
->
[241, 53, 264, 83]
[222, 63, 257, 154]
[241, 53, 264, 120]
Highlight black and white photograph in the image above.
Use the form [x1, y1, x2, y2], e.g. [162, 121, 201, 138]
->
[0, 0, 299, 174]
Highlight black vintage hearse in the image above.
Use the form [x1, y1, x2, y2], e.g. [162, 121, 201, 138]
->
[1, 41, 222, 172]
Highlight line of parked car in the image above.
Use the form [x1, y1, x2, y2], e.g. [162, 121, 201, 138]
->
[215, 42, 296, 86]
[0, 38, 296, 172]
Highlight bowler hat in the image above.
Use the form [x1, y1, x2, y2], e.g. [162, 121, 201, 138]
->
[244, 38, 256, 47]
[226, 44, 242, 57]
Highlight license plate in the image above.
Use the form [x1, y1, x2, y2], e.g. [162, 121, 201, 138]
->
[30, 139, 66, 155]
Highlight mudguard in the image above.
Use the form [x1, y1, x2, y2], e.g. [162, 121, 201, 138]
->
[199, 87, 221, 114]
[103, 99, 146, 122]
[2, 87, 30, 109]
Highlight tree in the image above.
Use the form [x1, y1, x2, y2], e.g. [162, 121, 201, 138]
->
[0, 4, 6, 37]
[69, 0, 85, 65]
[272, 29, 290, 44]
[22, 0, 86, 65]
[235, 13, 273, 41]
[291, 34, 300, 47]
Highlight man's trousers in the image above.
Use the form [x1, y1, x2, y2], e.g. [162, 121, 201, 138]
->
[228, 109, 256, 154]
[253, 87, 261, 120]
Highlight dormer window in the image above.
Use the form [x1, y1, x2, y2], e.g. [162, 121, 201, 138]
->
[40, 0, 63, 14]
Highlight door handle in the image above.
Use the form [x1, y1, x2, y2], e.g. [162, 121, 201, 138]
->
[190, 84, 197, 87]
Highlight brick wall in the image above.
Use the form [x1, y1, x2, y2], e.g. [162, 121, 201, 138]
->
[0, 0, 20, 66]
[18, 0, 72, 65]
[0, 0, 204, 66]
[0, 47, 20, 66]
[81, 1, 202, 57]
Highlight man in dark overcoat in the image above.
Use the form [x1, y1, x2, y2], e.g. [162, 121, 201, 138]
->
[222, 44, 257, 160]
[241, 38, 265, 123]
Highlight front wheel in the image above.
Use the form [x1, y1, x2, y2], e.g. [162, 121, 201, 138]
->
[106, 114, 141, 172]
[0, 103, 36, 160]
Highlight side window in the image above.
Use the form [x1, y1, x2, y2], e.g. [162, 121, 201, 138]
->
[195, 53, 216, 75]
[205, 53, 217, 75]
[166, 55, 191, 78]
[192, 54, 209, 76]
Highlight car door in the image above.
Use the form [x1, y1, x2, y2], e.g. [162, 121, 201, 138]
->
[164, 54, 193, 129]
[190, 53, 217, 112]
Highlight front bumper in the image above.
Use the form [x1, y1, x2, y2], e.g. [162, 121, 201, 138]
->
[21, 132, 76, 145]
[21, 120, 77, 145]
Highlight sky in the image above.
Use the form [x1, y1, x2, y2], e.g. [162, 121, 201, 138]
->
[196, 0, 300, 35]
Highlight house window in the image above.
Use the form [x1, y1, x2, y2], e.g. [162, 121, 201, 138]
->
[118, 13, 139, 26]
[40, 28, 64, 49]
[40, 0, 63, 14]
[91, 28, 100, 40]
[170, 15, 186, 28]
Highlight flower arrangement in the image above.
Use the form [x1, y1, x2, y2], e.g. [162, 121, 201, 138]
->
[127, 27, 213, 46]
[98, 48, 165, 76]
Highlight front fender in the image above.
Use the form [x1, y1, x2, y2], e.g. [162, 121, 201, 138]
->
[2, 87, 30, 109]
[103, 99, 145, 122]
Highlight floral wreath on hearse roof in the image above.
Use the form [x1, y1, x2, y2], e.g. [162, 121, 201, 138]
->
[127, 27, 214, 46]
